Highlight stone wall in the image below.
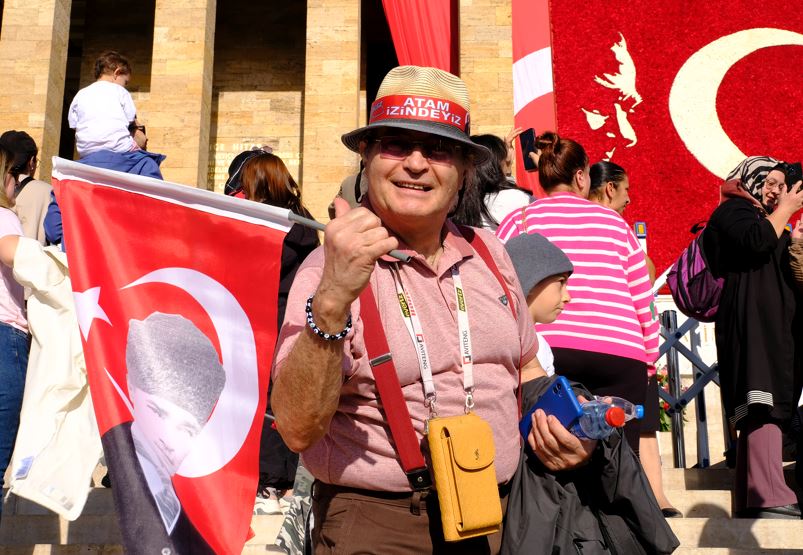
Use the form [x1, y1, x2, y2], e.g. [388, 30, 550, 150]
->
[460, 0, 514, 140]
[0, 1, 517, 208]
[0, 0, 71, 181]
[208, 1, 306, 193]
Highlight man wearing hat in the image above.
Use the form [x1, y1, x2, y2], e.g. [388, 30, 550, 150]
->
[271, 66, 596, 554]
[0, 131, 52, 245]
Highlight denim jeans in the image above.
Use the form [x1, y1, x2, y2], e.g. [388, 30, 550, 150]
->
[0, 322, 30, 508]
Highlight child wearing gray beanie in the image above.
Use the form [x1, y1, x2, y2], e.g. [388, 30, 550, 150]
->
[504, 233, 573, 376]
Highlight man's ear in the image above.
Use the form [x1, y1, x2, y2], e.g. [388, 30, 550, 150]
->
[358, 140, 370, 164]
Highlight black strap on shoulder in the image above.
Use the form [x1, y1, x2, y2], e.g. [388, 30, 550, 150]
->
[15, 176, 33, 196]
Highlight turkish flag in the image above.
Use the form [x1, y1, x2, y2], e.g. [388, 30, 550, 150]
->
[549, 3, 803, 272]
[52, 159, 292, 554]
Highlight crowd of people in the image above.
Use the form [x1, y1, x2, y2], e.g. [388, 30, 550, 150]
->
[0, 48, 801, 554]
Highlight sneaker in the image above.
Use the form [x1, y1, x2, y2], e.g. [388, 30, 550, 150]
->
[254, 487, 283, 515]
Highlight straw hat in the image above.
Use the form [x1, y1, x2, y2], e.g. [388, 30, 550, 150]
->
[341, 66, 490, 163]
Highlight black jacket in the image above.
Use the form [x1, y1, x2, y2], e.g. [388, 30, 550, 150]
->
[501, 377, 679, 554]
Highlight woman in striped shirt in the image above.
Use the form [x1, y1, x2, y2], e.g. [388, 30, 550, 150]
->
[496, 132, 659, 452]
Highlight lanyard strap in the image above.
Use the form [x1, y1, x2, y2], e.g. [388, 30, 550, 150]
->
[391, 264, 475, 414]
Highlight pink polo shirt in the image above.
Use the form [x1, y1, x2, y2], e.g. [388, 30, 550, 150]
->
[273, 222, 537, 491]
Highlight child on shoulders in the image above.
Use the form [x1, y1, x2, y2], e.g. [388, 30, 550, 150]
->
[69, 51, 138, 158]
[67, 50, 164, 180]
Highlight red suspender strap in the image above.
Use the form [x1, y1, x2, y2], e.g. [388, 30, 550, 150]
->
[459, 226, 515, 319]
[358, 284, 433, 491]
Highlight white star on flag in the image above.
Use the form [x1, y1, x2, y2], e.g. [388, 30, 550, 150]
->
[74, 287, 111, 341]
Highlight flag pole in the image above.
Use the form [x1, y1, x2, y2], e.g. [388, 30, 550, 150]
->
[287, 212, 412, 263]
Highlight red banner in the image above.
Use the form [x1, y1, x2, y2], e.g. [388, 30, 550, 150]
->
[382, 0, 458, 74]
[52, 159, 290, 554]
[511, 0, 554, 196]
[549, 3, 803, 271]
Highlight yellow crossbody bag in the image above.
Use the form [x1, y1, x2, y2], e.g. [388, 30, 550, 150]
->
[427, 412, 503, 541]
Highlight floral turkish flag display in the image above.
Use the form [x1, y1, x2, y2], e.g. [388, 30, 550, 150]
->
[549, 3, 803, 272]
[52, 159, 292, 554]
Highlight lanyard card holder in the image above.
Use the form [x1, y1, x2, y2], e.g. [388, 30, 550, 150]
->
[427, 411, 502, 541]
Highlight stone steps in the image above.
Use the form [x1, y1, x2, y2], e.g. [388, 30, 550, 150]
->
[669, 518, 803, 550]
[0, 546, 286, 554]
[662, 467, 797, 492]
[675, 550, 803, 555]
[0, 507, 286, 547]
[5, 373, 801, 554]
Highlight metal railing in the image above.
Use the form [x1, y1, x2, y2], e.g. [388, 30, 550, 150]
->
[658, 310, 732, 469]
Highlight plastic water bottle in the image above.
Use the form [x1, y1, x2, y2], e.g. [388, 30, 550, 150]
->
[593, 395, 644, 422]
[570, 401, 627, 440]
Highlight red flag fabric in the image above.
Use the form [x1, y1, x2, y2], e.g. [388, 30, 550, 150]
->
[51, 159, 292, 554]
[549, 4, 803, 272]
[382, 0, 458, 74]
[511, 0, 554, 196]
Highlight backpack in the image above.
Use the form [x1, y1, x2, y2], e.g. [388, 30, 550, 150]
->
[666, 222, 723, 322]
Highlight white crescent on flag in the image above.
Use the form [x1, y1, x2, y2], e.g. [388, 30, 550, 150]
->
[123, 268, 259, 478]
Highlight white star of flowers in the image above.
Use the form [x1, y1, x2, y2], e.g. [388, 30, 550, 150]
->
[74, 287, 111, 341]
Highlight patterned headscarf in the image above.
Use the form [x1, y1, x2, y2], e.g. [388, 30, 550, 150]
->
[726, 156, 779, 202]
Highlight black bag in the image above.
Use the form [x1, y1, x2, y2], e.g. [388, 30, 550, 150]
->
[501, 377, 679, 555]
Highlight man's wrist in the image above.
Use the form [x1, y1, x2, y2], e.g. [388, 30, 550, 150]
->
[310, 289, 352, 334]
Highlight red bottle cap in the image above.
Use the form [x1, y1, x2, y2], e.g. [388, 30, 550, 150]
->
[605, 406, 626, 427]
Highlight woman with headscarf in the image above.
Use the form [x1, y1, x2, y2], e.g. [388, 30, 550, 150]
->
[703, 157, 803, 518]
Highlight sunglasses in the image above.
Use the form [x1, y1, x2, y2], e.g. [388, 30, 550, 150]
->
[374, 136, 460, 165]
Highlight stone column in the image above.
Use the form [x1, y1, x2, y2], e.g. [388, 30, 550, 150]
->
[301, 0, 362, 222]
[146, 0, 216, 188]
[0, 0, 71, 181]
[459, 0, 513, 138]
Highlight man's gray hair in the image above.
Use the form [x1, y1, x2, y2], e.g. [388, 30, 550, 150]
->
[126, 312, 226, 424]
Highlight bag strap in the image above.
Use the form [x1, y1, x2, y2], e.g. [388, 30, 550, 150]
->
[15, 176, 33, 197]
[458, 226, 516, 319]
[359, 284, 433, 491]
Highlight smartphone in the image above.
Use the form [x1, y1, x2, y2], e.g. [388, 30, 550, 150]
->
[786, 162, 802, 191]
[519, 375, 583, 440]
[519, 128, 538, 172]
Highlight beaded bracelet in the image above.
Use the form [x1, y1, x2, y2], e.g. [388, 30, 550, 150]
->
[305, 295, 352, 341]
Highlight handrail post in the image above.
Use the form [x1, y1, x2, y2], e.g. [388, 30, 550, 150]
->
[691, 325, 710, 468]
[662, 310, 686, 468]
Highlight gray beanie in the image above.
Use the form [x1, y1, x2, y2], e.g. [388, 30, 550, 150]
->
[126, 312, 226, 424]
[504, 233, 573, 296]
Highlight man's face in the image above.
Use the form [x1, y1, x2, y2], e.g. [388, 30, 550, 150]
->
[762, 169, 786, 210]
[360, 130, 465, 234]
[129, 383, 204, 476]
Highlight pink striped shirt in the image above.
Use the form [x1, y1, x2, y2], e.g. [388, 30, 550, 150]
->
[496, 193, 659, 365]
